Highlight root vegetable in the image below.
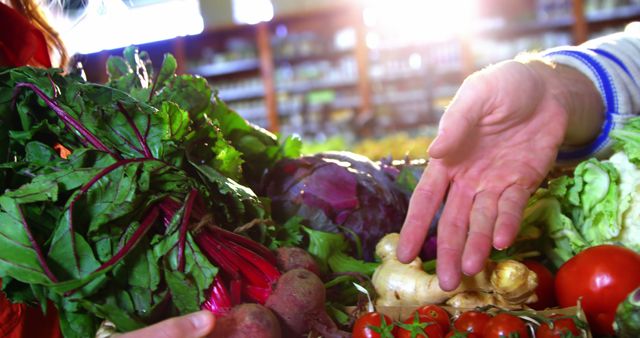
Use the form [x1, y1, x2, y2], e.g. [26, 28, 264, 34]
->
[265, 268, 349, 337]
[275, 247, 320, 275]
[210, 303, 281, 338]
[372, 233, 538, 307]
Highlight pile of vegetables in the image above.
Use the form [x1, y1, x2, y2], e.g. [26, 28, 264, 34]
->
[3, 44, 640, 338]
[352, 303, 589, 338]
[0, 47, 349, 337]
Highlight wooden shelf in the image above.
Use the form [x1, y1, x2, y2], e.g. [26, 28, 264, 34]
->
[188, 58, 260, 77]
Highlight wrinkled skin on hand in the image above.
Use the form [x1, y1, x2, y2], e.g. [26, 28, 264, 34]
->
[397, 60, 572, 291]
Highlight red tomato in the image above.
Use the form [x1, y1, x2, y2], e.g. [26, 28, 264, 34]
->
[555, 245, 640, 336]
[482, 313, 530, 338]
[535, 317, 582, 338]
[444, 330, 480, 338]
[453, 310, 492, 334]
[416, 304, 451, 334]
[523, 260, 557, 310]
[396, 313, 444, 338]
[352, 312, 394, 338]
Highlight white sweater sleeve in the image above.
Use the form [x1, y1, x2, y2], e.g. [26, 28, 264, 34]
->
[542, 24, 640, 162]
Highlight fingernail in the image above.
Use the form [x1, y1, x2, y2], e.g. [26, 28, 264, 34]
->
[494, 243, 507, 251]
[188, 311, 213, 331]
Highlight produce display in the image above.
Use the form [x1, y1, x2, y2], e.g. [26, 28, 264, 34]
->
[1, 47, 640, 337]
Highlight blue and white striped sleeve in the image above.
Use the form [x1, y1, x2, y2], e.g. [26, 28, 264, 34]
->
[541, 24, 640, 162]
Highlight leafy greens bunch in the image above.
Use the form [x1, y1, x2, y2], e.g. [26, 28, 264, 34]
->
[518, 118, 640, 267]
[0, 47, 300, 337]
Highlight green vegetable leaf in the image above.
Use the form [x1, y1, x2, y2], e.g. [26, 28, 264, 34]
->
[304, 227, 348, 274]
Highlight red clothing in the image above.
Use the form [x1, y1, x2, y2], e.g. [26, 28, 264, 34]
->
[0, 3, 60, 338]
[0, 285, 62, 338]
[0, 2, 52, 67]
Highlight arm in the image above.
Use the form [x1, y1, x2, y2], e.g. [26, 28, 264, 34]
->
[398, 28, 640, 291]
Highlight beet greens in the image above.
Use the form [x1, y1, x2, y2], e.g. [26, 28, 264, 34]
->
[0, 47, 299, 337]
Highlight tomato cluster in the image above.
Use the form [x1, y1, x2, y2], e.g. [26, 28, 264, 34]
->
[352, 305, 585, 338]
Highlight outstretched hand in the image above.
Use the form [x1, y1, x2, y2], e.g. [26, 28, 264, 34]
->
[397, 60, 596, 291]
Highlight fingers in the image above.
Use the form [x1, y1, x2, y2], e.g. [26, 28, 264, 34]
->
[117, 311, 215, 338]
[428, 81, 487, 159]
[436, 181, 474, 291]
[494, 185, 530, 250]
[461, 190, 499, 275]
[397, 162, 449, 263]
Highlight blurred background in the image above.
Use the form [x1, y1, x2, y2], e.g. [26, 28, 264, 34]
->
[44, 0, 640, 159]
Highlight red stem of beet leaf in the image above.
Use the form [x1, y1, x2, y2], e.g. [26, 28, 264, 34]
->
[65, 158, 151, 273]
[116, 101, 153, 158]
[95, 207, 159, 272]
[13, 83, 121, 160]
[177, 189, 198, 272]
[202, 275, 233, 315]
[16, 204, 59, 282]
[209, 226, 278, 266]
[65, 207, 160, 296]
[195, 229, 280, 304]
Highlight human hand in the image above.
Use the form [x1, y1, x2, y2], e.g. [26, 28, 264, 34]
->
[114, 310, 215, 338]
[397, 59, 603, 291]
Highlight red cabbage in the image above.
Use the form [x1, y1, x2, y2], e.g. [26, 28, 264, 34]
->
[262, 151, 410, 261]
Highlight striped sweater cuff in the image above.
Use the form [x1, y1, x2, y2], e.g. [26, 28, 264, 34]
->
[543, 47, 630, 162]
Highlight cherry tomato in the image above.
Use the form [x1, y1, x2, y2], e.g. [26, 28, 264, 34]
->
[396, 313, 444, 338]
[352, 312, 394, 338]
[523, 260, 557, 310]
[555, 245, 640, 336]
[444, 330, 480, 338]
[536, 317, 582, 338]
[416, 304, 451, 334]
[453, 310, 492, 334]
[482, 313, 529, 338]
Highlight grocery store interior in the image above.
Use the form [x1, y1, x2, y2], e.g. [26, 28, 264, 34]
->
[56, 0, 640, 159]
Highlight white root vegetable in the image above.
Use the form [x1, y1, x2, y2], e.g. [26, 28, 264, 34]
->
[372, 233, 538, 307]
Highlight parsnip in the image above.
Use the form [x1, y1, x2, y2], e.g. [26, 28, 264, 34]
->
[372, 233, 538, 307]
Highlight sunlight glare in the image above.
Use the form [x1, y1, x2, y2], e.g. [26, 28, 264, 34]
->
[363, 0, 476, 46]
[55, 0, 204, 55]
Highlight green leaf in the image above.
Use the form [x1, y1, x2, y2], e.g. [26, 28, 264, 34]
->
[155, 54, 177, 89]
[165, 269, 200, 314]
[159, 101, 189, 141]
[267, 215, 304, 250]
[304, 227, 348, 274]
[57, 307, 101, 338]
[0, 196, 55, 285]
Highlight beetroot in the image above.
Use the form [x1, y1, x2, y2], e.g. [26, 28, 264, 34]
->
[265, 269, 349, 338]
[211, 303, 281, 338]
[275, 247, 320, 275]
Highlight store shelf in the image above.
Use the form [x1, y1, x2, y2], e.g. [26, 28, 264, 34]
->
[478, 16, 575, 39]
[274, 49, 354, 64]
[217, 86, 265, 101]
[586, 5, 640, 24]
[188, 58, 260, 77]
[277, 77, 358, 94]
[79, 1, 634, 138]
